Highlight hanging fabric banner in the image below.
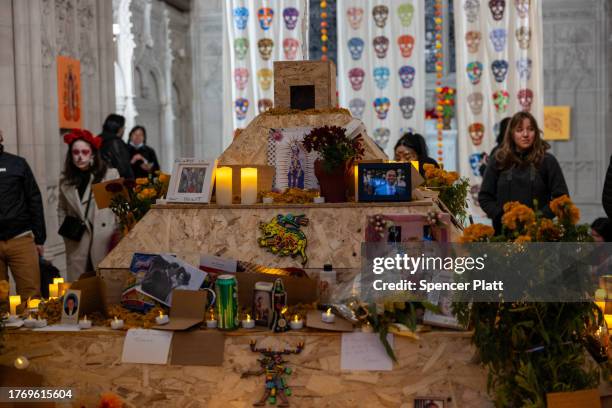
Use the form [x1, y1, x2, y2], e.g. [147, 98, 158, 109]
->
[455, 0, 544, 211]
[337, 0, 426, 157]
[225, 0, 309, 131]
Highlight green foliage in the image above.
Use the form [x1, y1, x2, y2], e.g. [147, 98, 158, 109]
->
[438, 178, 470, 224]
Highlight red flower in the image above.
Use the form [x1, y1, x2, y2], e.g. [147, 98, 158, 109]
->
[63, 129, 102, 150]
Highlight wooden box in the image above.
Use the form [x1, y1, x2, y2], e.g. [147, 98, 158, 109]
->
[273, 60, 337, 110]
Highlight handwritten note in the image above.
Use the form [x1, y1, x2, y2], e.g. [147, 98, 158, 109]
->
[121, 329, 173, 365]
[341, 332, 394, 371]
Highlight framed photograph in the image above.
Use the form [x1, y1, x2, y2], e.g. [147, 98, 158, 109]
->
[252, 281, 273, 326]
[167, 158, 217, 203]
[266, 127, 320, 190]
[414, 397, 446, 408]
[61, 289, 81, 325]
[423, 271, 468, 330]
[357, 162, 412, 202]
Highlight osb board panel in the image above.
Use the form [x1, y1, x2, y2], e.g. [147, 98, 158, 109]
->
[218, 111, 387, 165]
[99, 201, 449, 270]
[3, 331, 493, 408]
[274, 60, 337, 109]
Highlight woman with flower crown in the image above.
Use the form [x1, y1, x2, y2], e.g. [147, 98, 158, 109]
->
[479, 111, 569, 233]
[58, 130, 118, 280]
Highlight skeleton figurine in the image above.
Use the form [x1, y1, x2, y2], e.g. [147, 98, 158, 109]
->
[242, 341, 305, 407]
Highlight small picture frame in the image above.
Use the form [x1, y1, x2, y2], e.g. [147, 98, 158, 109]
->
[357, 162, 412, 202]
[253, 281, 273, 327]
[61, 289, 81, 325]
[167, 158, 217, 203]
[414, 397, 446, 408]
[423, 271, 467, 330]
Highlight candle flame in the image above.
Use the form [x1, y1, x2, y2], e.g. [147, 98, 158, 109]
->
[281, 307, 288, 315]
[293, 315, 299, 322]
[326, 308, 332, 315]
[246, 314, 251, 321]
[159, 311, 163, 317]
[84, 315, 88, 321]
[27, 314, 32, 320]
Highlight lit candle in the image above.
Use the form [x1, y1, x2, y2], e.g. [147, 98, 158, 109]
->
[313, 196, 325, 204]
[111, 316, 124, 330]
[58, 282, 71, 297]
[155, 311, 169, 325]
[24, 314, 37, 329]
[240, 167, 258, 204]
[361, 321, 374, 333]
[216, 167, 233, 205]
[53, 277, 64, 285]
[289, 314, 303, 330]
[321, 307, 335, 324]
[78, 315, 92, 329]
[242, 314, 255, 329]
[206, 309, 218, 329]
[9, 295, 21, 317]
[27, 298, 41, 312]
[35, 316, 47, 328]
[411, 161, 420, 172]
[14, 356, 29, 370]
[48, 284, 58, 299]
[605, 314, 612, 329]
[595, 289, 607, 312]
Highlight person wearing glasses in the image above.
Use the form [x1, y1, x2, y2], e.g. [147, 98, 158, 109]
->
[58, 130, 118, 280]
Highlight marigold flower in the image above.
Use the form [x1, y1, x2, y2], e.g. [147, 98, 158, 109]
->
[159, 173, 170, 183]
[135, 178, 149, 185]
[514, 234, 532, 243]
[460, 224, 495, 243]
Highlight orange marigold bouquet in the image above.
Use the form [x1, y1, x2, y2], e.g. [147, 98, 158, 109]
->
[422, 163, 469, 223]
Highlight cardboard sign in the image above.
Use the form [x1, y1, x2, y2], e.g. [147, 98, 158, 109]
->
[170, 331, 225, 366]
[92, 178, 127, 209]
[70, 276, 108, 317]
[57, 56, 82, 130]
[121, 329, 173, 365]
[543, 106, 571, 141]
[306, 310, 354, 332]
[60, 289, 81, 325]
[546, 389, 600, 408]
[153, 289, 207, 331]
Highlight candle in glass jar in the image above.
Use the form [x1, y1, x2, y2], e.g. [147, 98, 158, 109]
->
[216, 167, 233, 205]
[240, 167, 258, 205]
[289, 314, 303, 330]
[53, 277, 64, 285]
[27, 298, 41, 311]
[9, 295, 20, 317]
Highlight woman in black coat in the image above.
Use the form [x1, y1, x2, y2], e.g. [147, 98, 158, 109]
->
[127, 126, 160, 179]
[478, 111, 569, 233]
[394, 132, 439, 176]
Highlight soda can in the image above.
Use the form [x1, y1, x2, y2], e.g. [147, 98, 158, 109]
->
[215, 274, 238, 330]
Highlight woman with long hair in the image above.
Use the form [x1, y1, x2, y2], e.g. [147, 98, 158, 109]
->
[58, 130, 118, 280]
[478, 111, 569, 233]
[393, 132, 439, 176]
[127, 126, 160, 179]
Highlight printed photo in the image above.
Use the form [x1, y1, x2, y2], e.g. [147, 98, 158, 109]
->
[267, 127, 319, 190]
[358, 163, 412, 202]
[178, 167, 207, 194]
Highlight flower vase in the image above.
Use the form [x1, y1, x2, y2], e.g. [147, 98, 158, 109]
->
[314, 159, 348, 203]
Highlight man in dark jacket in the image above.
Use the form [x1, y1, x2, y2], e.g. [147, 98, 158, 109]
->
[603, 155, 612, 218]
[99, 114, 134, 179]
[0, 130, 45, 304]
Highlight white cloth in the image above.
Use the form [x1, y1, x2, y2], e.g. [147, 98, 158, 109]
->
[337, 0, 425, 156]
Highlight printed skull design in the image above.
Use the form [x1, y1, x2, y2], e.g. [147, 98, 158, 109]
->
[491, 60, 509, 83]
[465, 31, 482, 54]
[397, 35, 415, 58]
[467, 92, 484, 115]
[397, 3, 415, 27]
[492, 90, 510, 113]
[399, 96, 416, 119]
[516, 26, 531, 49]
[516, 57, 533, 81]
[515, 0, 530, 19]
[373, 128, 391, 149]
[489, 0, 506, 21]
[372, 5, 389, 28]
[468, 123, 485, 146]
[283, 7, 299, 30]
[347, 7, 364, 30]
[373, 36, 390, 59]
[466, 61, 484, 85]
[398, 66, 416, 88]
[469, 153, 484, 176]
[373, 97, 391, 120]
[349, 98, 366, 119]
[234, 68, 249, 90]
[489, 28, 507, 52]
[257, 68, 273, 91]
[283, 38, 299, 60]
[464, 0, 481, 24]
[257, 7, 274, 31]
[235, 98, 249, 121]
[373, 67, 390, 90]
[348, 37, 365, 60]
[257, 38, 274, 60]
[234, 38, 249, 60]
[258, 98, 273, 114]
[517, 88, 534, 111]
[399, 127, 415, 137]
[348, 68, 366, 91]
[233, 7, 249, 30]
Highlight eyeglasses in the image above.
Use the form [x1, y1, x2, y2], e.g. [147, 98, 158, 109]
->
[71, 149, 91, 156]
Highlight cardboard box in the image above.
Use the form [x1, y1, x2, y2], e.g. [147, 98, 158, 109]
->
[547, 389, 600, 408]
[92, 177, 127, 209]
[236, 272, 317, 308]
[274, 60, 337, 110]
[153, 289, 207, 331]
[70, 276, 109, 317]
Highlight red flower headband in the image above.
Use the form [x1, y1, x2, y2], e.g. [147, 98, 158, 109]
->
[63, 129, 102, 150]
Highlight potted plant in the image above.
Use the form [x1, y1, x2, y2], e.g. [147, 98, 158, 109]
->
[302, 126, 364, 203]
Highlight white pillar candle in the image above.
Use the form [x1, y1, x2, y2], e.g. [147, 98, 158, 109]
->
[206, 319, 218, 329]
[216, 167, 233, 205]
[240, 167, 258, 204]
[48, 284, 58, 299]
[9, 295, 20, 316]
[322, 308, 335, 324]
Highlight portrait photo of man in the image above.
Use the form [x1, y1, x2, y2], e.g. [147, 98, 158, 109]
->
[64, 294, 78, 316]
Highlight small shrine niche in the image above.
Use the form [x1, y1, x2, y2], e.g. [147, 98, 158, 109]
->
[273, 60, 338, 110]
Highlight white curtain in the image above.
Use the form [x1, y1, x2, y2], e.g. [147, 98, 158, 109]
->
[337, 0, 426, 157]
[455, 0, 544, 206]
[223, 0, 309, 145]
